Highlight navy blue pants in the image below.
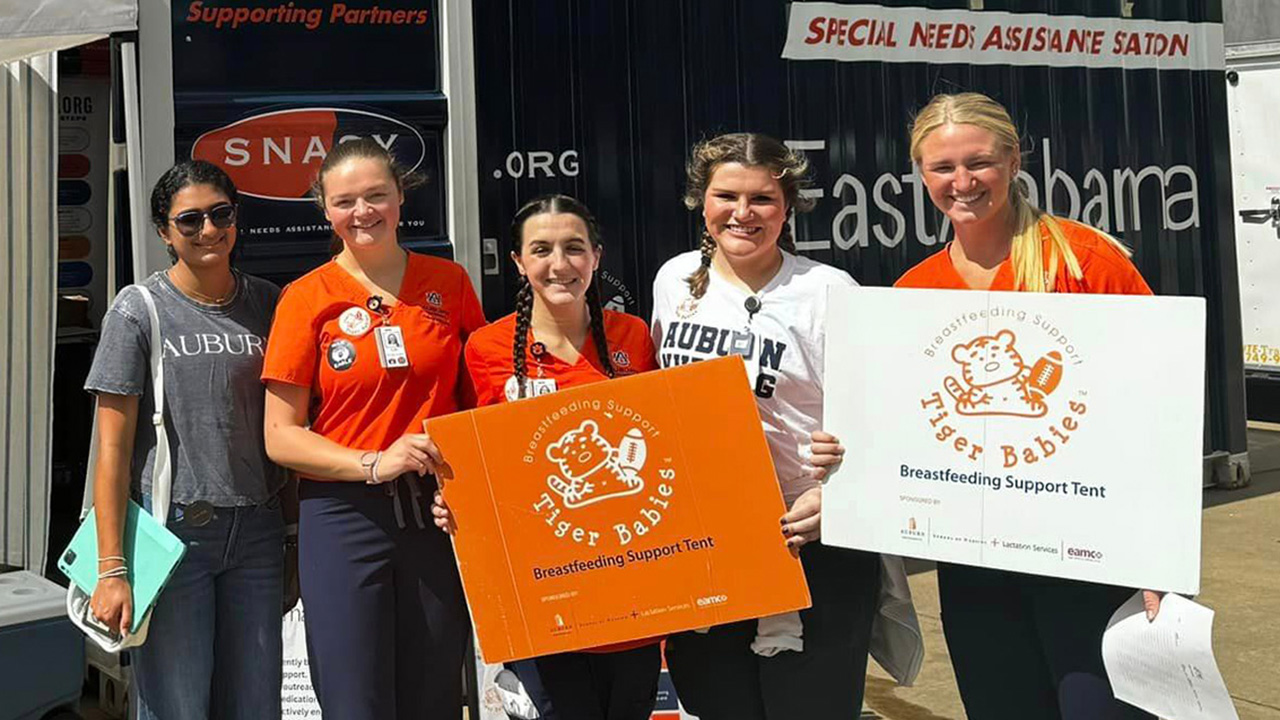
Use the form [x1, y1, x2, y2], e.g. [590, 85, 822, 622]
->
[299, 478, 470, 719]
[509, 643, 662, 720]
[663, 544, 881, 719]
[938, 563, 1154, 720]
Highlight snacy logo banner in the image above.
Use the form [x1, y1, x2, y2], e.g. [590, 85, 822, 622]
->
[191, 107, 426, 201]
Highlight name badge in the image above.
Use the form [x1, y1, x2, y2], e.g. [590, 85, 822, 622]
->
[375, 326, 410, 368]
[504, 375, 558, 401]
[729, 329, 755, 359]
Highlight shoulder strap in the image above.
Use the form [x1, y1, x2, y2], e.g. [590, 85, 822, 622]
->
[79, 284, 173, 527]
[134, 285, 173, 527]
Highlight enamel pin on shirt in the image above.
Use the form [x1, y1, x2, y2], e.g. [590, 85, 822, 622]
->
[338, 306, 372, 337]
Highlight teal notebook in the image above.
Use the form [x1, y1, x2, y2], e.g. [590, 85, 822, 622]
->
[58, 501, 187, 634]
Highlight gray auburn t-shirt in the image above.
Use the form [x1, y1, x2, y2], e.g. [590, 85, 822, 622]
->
[85, 270, 284, 506]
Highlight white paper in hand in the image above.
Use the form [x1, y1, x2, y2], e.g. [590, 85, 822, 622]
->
[1102, 591, 1238, 720]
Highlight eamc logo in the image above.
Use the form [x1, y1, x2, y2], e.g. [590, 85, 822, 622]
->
[527, 400, 676, 549]
[191, 108, 426, 202]
[921, 309, 1088, 469]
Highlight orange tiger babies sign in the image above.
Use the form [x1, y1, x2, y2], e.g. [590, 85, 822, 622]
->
[427, 356, 810, 662]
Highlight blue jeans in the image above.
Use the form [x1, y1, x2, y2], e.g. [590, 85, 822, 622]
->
[131, 497, 285, 720]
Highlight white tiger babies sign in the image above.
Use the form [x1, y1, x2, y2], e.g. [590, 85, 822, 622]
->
[821, 286, 1205, 594]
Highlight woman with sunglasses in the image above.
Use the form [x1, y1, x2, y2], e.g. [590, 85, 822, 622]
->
[85, 160, 290, 719]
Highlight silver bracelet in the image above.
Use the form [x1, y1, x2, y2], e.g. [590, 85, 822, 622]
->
[368, 451, 384, 485]
[98, 565, 129, 580]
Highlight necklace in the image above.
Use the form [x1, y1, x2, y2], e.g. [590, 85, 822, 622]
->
[169, 269, 236, 305]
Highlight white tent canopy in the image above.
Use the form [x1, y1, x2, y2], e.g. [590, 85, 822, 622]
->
[0, 0, 137, 65]
[0, 0, 136, 572]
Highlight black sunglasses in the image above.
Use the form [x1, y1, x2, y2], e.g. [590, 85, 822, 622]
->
[170, 204, 237, 237]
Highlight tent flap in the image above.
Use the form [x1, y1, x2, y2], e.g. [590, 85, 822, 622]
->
[0, 52, 57, 572]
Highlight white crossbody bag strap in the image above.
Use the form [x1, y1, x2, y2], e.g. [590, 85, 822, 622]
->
[134, 286, 173, 527]
[81, 285, 173, 525]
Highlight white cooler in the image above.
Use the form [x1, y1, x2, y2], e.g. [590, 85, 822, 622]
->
[0, 571, 83, 720]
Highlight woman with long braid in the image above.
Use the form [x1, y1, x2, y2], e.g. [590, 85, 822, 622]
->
[434, 195, 660, 720]
[649, 133, 884, 719]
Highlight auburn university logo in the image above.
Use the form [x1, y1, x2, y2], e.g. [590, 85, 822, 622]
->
[921, 314, 1087, 470]
[190, 108, 426, 202]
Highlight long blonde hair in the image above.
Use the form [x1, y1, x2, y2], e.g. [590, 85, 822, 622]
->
[910, 92, 1129, 292]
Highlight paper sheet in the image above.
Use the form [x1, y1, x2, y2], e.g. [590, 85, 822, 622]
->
[1102, 592, 1238, 720]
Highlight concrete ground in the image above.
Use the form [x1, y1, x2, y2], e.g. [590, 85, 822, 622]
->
[863, 426, 1280, 720]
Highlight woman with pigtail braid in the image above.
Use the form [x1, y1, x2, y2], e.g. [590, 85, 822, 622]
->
[509, 277, 535, 398]
[584, 280, 616, 379]
[650, 133, 918, 719]
[433, 194, 661, 719]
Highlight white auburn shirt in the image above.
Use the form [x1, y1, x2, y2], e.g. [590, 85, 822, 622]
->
[650, 250, 857, 506]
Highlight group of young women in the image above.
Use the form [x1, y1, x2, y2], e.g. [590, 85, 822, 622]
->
[85, 91, 1160, 720]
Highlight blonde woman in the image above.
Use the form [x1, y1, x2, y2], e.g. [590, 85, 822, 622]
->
[897, 91, 1160, 720]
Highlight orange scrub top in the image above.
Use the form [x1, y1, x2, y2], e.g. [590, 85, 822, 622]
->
[895, 218, 1153, 296]
[464, 309, 656, 405]
[463, 308, 658, 652]
[262, 252, 485, 459]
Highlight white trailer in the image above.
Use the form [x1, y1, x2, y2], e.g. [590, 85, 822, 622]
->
[1226, 39, 1280, 421]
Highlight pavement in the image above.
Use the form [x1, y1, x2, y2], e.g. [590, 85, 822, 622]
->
[862, 426, 1280, 720]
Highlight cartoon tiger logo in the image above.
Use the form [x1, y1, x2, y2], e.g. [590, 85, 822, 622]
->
[544, 420, 647, 508]
[945, 330, 1063, 418]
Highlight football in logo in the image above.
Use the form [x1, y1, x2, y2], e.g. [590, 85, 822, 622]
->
[617, 428, 646, 470]
[1028, 351, 1064, 396]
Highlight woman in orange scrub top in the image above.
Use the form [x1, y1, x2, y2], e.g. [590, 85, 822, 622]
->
[896, 91, 1159, 720]
[435, 195, 661, 720]
[261, 138, 484, 719]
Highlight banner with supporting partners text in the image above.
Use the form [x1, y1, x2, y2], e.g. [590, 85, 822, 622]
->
[427, 356, 809, 663]
[822, 287, 1205, 594]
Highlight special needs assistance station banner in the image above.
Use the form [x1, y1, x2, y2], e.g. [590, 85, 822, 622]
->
[823, 288, 1205, 594]
[428, 357, 809, 663]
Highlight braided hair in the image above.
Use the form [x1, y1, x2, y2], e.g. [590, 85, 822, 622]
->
[510, 195, 614, 399]
[682, 133, 813, 299]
